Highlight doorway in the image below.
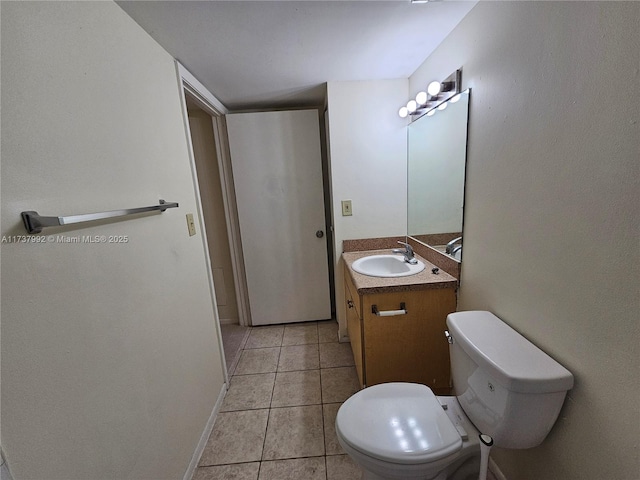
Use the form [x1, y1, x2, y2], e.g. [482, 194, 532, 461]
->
[187, 100, 238, 325]
[186, 98, 250, 371]
[177, 63, 253, 379]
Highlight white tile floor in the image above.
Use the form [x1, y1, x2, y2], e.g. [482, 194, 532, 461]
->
[207, 320, 498, 480]
[197, 320, 362, 480]
[220, 323, 251, 375]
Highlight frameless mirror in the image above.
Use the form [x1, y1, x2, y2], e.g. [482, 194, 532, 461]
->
[407, 89, 470, 261]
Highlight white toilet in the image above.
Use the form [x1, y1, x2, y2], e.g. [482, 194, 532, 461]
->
[335, 310, 574, 480]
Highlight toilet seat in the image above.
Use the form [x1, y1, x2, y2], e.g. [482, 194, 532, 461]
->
[336, 383, 463, 465]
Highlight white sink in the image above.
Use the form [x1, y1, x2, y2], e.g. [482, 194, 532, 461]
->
[351, 254, 425, 278]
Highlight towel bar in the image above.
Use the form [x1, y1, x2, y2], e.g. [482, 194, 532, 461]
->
[372, 303, 407, 317]
[21, 199, 179, 234]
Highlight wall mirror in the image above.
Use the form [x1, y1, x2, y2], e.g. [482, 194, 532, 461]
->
[407, 89, 470, 261]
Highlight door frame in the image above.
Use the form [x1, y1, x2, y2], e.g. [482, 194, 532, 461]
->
[175, 61, 252, 333]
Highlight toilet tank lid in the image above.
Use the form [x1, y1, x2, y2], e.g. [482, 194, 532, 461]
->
[447, 311, 574, 394]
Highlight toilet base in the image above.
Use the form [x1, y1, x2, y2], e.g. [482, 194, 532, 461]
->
[360, 455, 480, 480]
[356, 452, 480, 480]
[362, 469, 448, 480]
[448, 456, 482, 480]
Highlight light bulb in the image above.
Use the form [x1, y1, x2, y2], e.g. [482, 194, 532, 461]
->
[407, 100, 418, 113]
[426, 109, 436, 117]
[398, 106, 409, 118]
[427, 81, 441, 96]
[415, 91, 428, 105]
[450, 93, 461, 104]
[437, 102, 448, 111]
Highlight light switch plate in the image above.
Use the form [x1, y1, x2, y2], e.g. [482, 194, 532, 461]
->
[341, 200, 352, 216]
[186, 213, 196, 236]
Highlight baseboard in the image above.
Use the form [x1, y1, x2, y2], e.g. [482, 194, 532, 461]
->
[0, 446, 12, 480]
[182, 383, 228, 480]
[489, 457, 507, 480]
[218, 318, 238, 325]
[0, 462, 13, 480]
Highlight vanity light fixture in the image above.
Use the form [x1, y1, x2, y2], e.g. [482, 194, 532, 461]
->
[427, 81, 441, 96]
[398, 68, 462, 120]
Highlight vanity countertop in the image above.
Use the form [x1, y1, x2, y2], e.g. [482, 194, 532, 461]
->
[342, 249, 458, 295]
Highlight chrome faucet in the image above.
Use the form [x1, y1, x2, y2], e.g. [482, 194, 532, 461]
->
[392, 241, 418, 265]
[445, 236, 462, 255]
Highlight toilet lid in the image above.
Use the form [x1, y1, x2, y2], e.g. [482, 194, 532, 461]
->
[336, 383, 462, 465]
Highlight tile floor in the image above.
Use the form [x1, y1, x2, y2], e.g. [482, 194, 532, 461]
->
[195, 320, 362, 480]
[220, 323, 251, 375]
[205, 320, 499, 480]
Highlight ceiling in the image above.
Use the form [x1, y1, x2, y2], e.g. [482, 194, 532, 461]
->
[117, 1, 476, 111]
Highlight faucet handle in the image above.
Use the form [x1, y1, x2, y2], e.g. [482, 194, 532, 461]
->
[397, 241, 413, 254]
[445, 237, 462, 254]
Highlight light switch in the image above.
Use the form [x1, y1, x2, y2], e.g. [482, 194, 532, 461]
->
[341, 200, 353, 216]
[186, 213, 196, 236]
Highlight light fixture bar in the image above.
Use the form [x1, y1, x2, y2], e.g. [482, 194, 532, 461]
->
[398, 68, 462, 120]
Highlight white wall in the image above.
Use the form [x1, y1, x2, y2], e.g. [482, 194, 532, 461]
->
[410, 3, 639, 479]
[326, 79, 408, 337]
[1, 2, 225, 479]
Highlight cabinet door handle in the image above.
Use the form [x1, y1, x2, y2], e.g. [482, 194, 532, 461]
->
[347, 300, 354, 309]
[372, 303, 407, 316]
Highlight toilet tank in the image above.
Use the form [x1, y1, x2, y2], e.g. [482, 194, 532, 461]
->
[447, 311, 573, 449]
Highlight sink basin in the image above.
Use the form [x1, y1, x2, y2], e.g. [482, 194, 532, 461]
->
[351, 255, 425, 278]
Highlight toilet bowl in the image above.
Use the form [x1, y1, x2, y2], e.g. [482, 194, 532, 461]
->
[336, 384, 480, 480]
[335, 311, 574, 480]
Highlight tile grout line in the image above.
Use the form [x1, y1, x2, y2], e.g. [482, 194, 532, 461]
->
[220, 322, 342, 478]
[233, 364, 352, 377]
[255, 326, 283, 477]
[258, 320, 284, 478]
[314, 325, 330, 480]
[325, 454, 329, 480]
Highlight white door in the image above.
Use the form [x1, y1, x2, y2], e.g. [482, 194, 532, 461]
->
[227, 110, 331, 325]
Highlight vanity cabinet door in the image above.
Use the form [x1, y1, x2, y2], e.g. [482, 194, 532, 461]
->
[362, 288, 455, 394]
[345, 272, 365, 387]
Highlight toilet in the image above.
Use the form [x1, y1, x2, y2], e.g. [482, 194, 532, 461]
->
[335, 310, 574, 480]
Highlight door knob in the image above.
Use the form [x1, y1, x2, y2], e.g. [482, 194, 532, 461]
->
[316, 230, 324, 238]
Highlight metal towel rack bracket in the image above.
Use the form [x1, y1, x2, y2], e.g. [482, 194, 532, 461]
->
[21, 199, 179, 234]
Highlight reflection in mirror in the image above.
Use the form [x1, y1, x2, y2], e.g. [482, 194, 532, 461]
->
[407, 89, 470, 261]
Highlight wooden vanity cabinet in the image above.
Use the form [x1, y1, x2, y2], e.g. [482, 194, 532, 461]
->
[345, 269, 455, 394]
[345, 272, 364, 386]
